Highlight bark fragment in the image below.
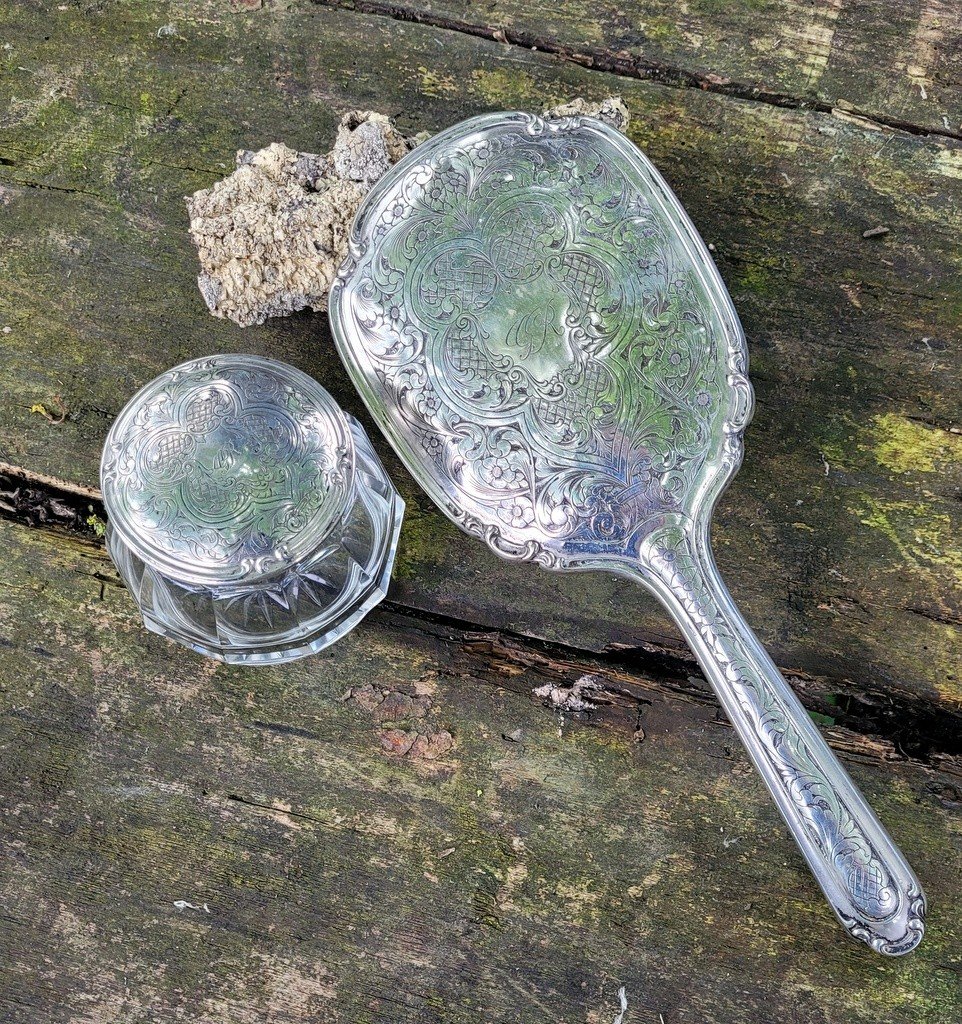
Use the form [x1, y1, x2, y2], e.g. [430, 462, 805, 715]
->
[186, 111, 414, 327]
[543, 95, 631, 132]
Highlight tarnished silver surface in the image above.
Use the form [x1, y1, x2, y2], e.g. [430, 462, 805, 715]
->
[101, 355, 403, 664]
[330, 111, 926, 953]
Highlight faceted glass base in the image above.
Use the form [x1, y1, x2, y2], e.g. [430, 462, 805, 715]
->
[107, 416, 404, 665]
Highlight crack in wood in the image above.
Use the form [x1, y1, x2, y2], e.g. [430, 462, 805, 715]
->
[248, 719, 325, 740]
[905, 604, 962, 628]
[0, 462, 102, 534]
[0, 175, 106, 201]
[308, 0, 962, 142]
[225, 792, 328, 825]
[3, 460, 961, 766]
[904, 413, 962, 437]
[378, 605, 962, 768]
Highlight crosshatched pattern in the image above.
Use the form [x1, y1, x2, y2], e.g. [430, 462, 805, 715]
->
[101, 355, 404, 664]
[334, 112, 749, 563]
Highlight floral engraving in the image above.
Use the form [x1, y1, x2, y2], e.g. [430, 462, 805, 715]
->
[333, 113, 924, 953]
[339, 113, 747, 561]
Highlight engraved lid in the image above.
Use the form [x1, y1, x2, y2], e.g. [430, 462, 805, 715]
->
[101, 355, 354, 586]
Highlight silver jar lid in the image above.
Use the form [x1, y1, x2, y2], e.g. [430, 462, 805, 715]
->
[101, 355, 354, 586]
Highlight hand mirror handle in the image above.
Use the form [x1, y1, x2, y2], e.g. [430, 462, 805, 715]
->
[329, 109, 926, 954]
[636, 520, 925, 955]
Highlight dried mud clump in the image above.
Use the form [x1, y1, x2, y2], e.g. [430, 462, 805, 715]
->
[186, 111, 413, 327]
[543, 95, 631, 133]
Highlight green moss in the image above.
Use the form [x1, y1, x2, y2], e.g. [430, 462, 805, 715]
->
[417, 66, 456, 98]
[816, 412, 962, 478]
[818, 433, 857, 472]
[731, 257, 779, 298]
[85, 513, 106, 538]
[392, 496, 457, 580]
[469, 68, 561, 109]
[871, 413, 962, 475]
[808, 709, 835, 727]
[640, 16, 680, 43]
[858, 496, 962, 586]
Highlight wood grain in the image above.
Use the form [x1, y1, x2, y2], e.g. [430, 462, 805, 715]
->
[1, 3, 961, 1015]
[0, 518, 959, 1021]
[313, 0, 962, 137]
[0, 0, 959, 721]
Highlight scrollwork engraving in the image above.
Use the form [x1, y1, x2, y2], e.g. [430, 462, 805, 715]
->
[332, 113, 925, 953]
[339, 113, 749, 565]
[101, 357, 353, 582]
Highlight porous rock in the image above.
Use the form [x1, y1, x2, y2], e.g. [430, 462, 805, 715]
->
[186, 111, 413, 327]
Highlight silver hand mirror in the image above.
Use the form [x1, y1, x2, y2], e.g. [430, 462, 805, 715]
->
[329, 111, 925, 954]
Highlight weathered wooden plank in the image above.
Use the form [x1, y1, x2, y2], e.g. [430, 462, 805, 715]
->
[326, 0, 962, 137]
[0, 517, 959, 1022]
[0, 1, 960, 724]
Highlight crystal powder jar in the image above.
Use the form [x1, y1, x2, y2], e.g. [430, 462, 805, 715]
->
[100, 354, 404, 664]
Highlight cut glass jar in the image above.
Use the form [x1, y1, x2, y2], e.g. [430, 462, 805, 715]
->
[100, 354, 403, 664]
